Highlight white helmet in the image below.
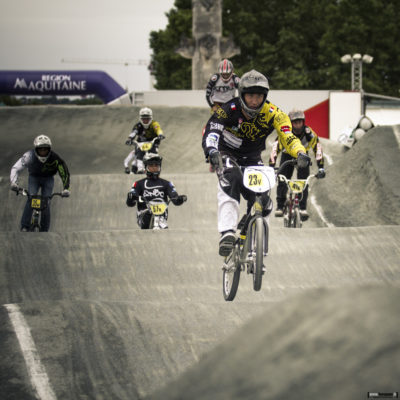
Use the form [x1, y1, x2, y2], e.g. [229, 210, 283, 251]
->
[33, 135, 52, 163]
[139, 107, 153, 129]
[218, 59, 234, 82]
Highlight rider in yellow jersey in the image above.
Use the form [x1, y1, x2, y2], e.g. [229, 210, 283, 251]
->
[269, 109, 326, 220]
[124, 107, 164, 174]
[202, 70, 310, 256]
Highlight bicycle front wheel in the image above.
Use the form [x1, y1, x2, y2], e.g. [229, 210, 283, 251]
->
[222, 245, 241, 301]
[294, 208, 302, 228]
[252, 217, 264, 291]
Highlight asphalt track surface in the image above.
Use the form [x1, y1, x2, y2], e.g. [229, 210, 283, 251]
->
[0, 106, 399, 400]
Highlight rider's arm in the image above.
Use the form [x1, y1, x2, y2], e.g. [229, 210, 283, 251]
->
[268, 138, 280, 166]
[202, 112, 224, 160]
[126, 181, 141, 207]
[205, 74, 218, 108]
[307, 127, 325, 168]
[10, 151, 31, 185]
[128, 124, 140, 140]
[152, 122, 164, 140]
[272, 108, 306, 157]
[56, 156, 71, 190]
[167, 182, 187, 206]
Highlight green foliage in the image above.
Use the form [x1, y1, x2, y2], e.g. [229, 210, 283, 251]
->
[149, 0, 400, 97]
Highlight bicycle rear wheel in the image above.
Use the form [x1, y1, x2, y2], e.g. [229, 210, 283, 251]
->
[252, 217, 264, 291]
[222, 245, 241, 301]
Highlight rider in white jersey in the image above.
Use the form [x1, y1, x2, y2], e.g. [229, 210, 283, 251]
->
[206, 59, 240, 112]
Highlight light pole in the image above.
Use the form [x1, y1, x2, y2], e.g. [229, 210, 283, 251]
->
[341, 53, 373, 91]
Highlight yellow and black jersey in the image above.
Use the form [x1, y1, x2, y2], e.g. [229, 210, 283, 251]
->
[269, 125, 324, 168]
[202, 98, 305, 160]
[129, 120, 163, 142]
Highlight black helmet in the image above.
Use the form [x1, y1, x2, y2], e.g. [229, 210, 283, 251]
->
[238, 70, 269, 119]
[143, 153, 162, 179]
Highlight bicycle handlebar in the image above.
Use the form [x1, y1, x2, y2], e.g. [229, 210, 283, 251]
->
[14, 187, 66, 199]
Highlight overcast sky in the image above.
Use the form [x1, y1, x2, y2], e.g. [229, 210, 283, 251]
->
[0, 0, 176, 92]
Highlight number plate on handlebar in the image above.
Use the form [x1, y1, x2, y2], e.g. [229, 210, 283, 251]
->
[288, 181, 306, 193]
[31, 198, 41, 209]
[140, 142, 152, 152]
[243, 166, 276, 193]
[149, 203, 167, 215]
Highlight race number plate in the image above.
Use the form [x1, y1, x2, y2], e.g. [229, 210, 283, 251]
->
[243, 166, 276, 193]
[31, 198, 41, 209]
[149, 203, 167, 215]
[141, 142, 152, 151]
[288, 181, 305, 193]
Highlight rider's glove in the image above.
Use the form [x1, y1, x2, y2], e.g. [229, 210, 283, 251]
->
[10, 183, 19, 192]
[61, 189, 70, 197]
[126, 190, 137, 207]
[317, 168, 326, 179]
[125, 138, 133, 145]
[208, 149, 221, 168]
[171, 194, 187, 206]
[297, 152, 311, 168]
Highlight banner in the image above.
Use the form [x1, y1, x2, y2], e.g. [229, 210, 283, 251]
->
[0, 70, 126, 103]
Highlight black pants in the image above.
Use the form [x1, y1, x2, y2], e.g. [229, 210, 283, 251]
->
[276, 152, 310, 210]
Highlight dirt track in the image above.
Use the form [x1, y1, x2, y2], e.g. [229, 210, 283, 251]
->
[0, 106, 399, 399]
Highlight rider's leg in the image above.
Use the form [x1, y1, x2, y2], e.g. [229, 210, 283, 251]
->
[217, 167, 241, 256]
[137, 210, 151, 229]
[136, 149, 145, 173]
[124, 150, 136, 172]
[276, 153, 295, 210]
[217, 167, 241, 233]
[20, 175, 40, 230]
[39, 176, 54, 232]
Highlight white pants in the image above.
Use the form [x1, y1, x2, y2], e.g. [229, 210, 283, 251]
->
[217, 183, 239, 233]
[124, 150, 136, 168]
[217, 182, 271, 234]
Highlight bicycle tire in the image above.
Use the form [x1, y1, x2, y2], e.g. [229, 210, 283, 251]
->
[222, 244, 241, 301]
[252, 217, 264, 291]
[294, 208, 302, 228]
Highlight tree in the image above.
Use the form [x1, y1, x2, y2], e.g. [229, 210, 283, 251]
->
[149, 0, 400, 97]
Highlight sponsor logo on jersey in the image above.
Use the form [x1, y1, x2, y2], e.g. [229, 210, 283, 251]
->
[280, 125, 291, 134]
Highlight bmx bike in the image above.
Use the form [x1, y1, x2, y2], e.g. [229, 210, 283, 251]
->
[278, 163, 324, 228]
[14, 187, 67, 232]
[220, 159, 294, 301]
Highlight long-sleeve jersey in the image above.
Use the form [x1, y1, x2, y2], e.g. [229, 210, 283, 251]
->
[269, 125, 324, 168]
[202, 97, 306, 161]
[128, 121, 163, 142]
[205, 73, 240, 107]
[10, 149, 70, 189]
[128, 177, 182, 210]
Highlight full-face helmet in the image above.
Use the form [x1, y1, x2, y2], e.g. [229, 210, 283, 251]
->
[139, 107, 153, 129]
[288, 109, 305, 136]
[33, 135, 52, 163]
[218, 59, 234, 82]
[238, 70, 269, 119]
[143, 153, 162, 179]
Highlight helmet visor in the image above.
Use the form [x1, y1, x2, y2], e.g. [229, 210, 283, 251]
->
[36, 147, 50, 157]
